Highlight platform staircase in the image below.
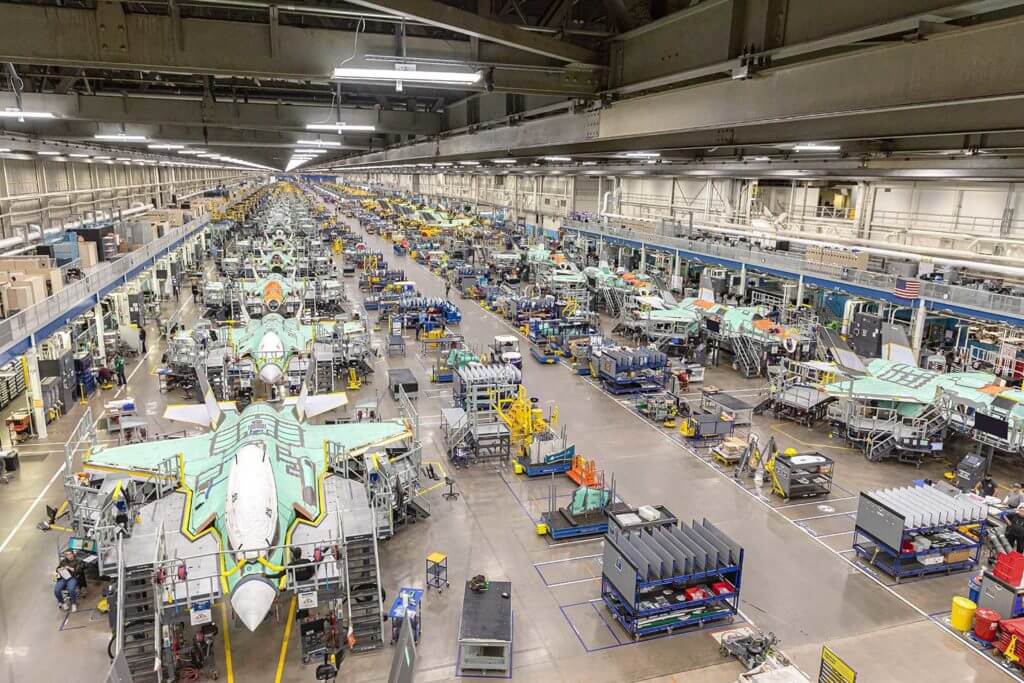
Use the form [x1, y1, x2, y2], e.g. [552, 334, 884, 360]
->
[342, 515, 385, 652]
[730, 334, 762, 378]
[118, 562, 159, 683]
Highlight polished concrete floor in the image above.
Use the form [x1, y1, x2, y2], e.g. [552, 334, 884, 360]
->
[1, 207, 1022, 683]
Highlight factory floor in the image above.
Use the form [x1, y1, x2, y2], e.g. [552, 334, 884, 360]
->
[0, 211, 1018, 683]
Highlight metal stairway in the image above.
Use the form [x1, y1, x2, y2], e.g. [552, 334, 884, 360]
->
[119, 563, 159, 682]
[730, 334, 761, 378]
[602, 288, 621, 317]
[343, 513, 384, 652]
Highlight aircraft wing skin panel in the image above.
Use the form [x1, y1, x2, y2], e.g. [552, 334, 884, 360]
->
[84, 434, 213, 477]
[302, 419, 412, 455]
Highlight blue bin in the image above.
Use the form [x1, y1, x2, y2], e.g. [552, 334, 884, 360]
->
[969, 575, 982, 604]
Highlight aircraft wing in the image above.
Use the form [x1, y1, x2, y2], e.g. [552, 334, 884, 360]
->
[83, 433, 215, 481]
[229, 323, 259, 356]
[302, 419, 413, 458]
[824, 376, 929, 403]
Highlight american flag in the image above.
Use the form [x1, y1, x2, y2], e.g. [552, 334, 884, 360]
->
[894, 277, 921, 299]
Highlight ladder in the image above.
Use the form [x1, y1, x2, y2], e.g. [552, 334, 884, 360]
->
[731, 334, 761, 378]
[342, 515, 384, 652]
[119, 563, 159, 682]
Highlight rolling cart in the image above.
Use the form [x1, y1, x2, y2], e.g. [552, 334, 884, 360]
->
[426, 552, 449, 592]
[389, 588, 423, 644]
[299, 617, 331, 664]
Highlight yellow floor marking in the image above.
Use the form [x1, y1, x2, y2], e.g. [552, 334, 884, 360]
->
[275, 595, 298, 683]
[769, 422, 856, 451]
[219, 601, 234, 682]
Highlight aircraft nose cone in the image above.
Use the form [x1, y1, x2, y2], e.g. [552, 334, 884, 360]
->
[230, 577, 277, 632]
[260, 363, 283, 384]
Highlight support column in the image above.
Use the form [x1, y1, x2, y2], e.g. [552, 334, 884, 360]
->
[796, 273, 804, 308]
[738, 263, 747, 298]
[640, 243, 646, 271]
[94, 302, 106, 361]
[25, 344, 47, 440]
[911, 297, 927, 360]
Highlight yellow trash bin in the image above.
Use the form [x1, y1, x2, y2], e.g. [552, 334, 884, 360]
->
[950, 596, 977, 631]
[535, 523, 548, 536]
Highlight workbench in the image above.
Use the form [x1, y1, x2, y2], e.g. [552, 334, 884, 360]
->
[700, 389, 754, 426]
[771, 452, 834, 499]
[457, 581, 512, 677]
[388, 368, 418, 400]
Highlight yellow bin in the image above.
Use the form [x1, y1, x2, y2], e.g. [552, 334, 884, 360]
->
[951, 596, 977, 631]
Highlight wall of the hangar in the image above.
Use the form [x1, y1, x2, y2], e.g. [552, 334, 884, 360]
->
[0, 159, 241, 240]
[351, 171, 1024, 257]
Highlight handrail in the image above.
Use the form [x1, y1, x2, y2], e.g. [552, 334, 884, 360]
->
[114, 535, 126, 659]
[0, 188, 258, 362]
[562, 220, 1024, 322]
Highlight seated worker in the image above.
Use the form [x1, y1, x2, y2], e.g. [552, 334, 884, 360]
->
[977, 475, 998, 498]
[97, 365, 114, 389]
[54, 549, 85, 612]
[271, 547, 316, 587]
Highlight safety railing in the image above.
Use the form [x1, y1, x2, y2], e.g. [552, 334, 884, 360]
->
[562, 220, 1024, 320]
[0, 188, 258, 360]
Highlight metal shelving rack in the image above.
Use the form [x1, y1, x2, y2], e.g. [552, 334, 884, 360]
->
[852, 485, 988, 582]
[601, 509, 743, 639]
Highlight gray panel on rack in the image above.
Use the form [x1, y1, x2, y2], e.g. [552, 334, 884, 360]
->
[668, 525, 707, 573]
[690, 521, 732, 567]
[701, 519, 742, 565]
[642, 530, 679, 577]
[679, 523, 720, 569]
[654, 527, 694, 576]
[856, 493, 906, 550]
[602, 539, 637, 607]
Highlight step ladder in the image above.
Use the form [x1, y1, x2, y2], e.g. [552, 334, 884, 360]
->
[119, 563, 159, 683]
[731, 334, 761, 378]
[342, 514, 384, 652]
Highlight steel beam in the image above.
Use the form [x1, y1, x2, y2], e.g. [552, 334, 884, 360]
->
[338, 15, 1024, 166]
[0, 4, 597, 96]
[600, 15, 1024, 139]
[3, 92, 440, 136]
[342, 0, 600, 64]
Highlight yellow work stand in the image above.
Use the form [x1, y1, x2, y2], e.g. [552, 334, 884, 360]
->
[426, 552, 449, 593]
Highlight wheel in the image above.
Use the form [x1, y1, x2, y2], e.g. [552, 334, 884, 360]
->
[211, 670, 219, 680]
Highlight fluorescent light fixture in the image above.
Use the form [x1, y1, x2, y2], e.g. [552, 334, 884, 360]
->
[306, 123, 376, 132]
[115, 157, 132, 161]
[542, 156, 571, 162]
[581, 161, 598, 166]
[0, 148, 10, 153]
[793, 143, 840, 152]
[332, 66, 481, 85]
[491, 159, 517, 164]
[94, 134, 148, 142]
[750, 156, 771, 161]
[624, 152, 660, 158]
[38, 151, 60, 156]
[436, 162, 452, 167]
[296, 140, 342, 147]
[458, 160, 480, 166]
[94, 156, 111, 160]
[178, 150, 204, 155]
[69, 153, 90, 158]
[0, 109, 55, 119]
[148, 144, 185, 150]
